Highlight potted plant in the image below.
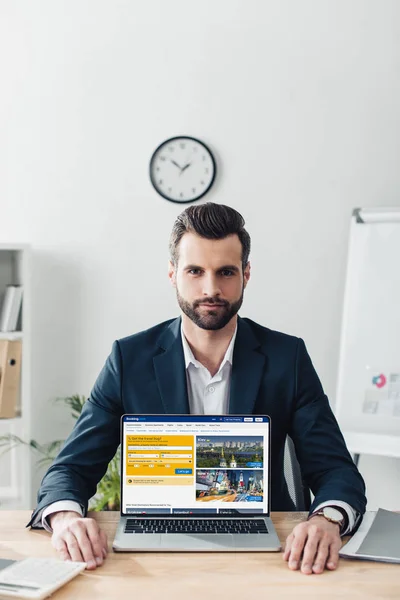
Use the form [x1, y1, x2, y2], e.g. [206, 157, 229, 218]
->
[0, 395, 121, 511]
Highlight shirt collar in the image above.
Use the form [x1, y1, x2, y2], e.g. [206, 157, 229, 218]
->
[180, 323, 237, 372]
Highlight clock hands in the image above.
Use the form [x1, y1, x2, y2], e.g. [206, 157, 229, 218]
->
[180, 162, 192, 175]
[170, 158, 192, 176]
[171, 159, 182, 170]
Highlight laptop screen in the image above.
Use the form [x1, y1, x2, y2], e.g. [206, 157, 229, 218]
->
[121, 415, 270, 516]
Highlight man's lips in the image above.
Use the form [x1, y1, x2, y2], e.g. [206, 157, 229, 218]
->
[198, 303, 226, 307]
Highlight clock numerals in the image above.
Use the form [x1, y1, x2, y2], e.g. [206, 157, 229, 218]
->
[159, 156, 166, 162]
[200, 180, 205, 186]
[180, 142, 186, 149]
[205, 168, 209, 174]
[180, 192, 184, 199]
[159, 179, 163, 186]
[168, 187, 172, 193]
[168, 146, 174, 152]
[192, 188, 196, 194]
[202, 155, 206, 161]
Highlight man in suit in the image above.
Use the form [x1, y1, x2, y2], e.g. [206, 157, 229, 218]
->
[28, 203, 366, 575]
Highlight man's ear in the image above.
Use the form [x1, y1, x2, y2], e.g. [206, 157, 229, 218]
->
[168, 260, 177, 287]
[243, 261, 251, 288]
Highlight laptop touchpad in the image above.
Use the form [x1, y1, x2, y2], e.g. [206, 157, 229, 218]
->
[159, 534, 235, 550]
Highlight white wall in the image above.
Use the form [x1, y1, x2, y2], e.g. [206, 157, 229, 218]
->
[1, 0, 399, 509]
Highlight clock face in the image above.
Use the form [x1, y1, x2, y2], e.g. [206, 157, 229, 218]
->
[149, 136, 216, 203]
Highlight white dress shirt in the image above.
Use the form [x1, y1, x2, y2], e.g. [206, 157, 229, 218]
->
[35, 324, 357, 534]
[182, 324, 237, 415]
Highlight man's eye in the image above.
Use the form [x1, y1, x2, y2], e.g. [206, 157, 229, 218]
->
[221, 270, 234, 277]
[188, 269, 201, 275]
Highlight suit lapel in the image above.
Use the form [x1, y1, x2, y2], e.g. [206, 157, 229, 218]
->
[153, 317, 190, 414]
[229, 317, 266, 415]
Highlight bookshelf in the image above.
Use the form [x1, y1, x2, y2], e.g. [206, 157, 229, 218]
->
[0, 245, 31, 509]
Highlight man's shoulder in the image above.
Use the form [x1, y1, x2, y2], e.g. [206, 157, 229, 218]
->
[240, 317, 301, 349]
[114, 316, 302, 354]
[116, 317, 178, 349]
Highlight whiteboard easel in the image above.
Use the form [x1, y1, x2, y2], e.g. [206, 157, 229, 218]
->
[335, 208, 400, 465]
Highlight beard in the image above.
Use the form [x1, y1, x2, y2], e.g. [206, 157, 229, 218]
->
[176, 287, 244, 330]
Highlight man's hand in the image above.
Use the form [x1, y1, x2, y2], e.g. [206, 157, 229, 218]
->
[283, 516, 342, 575]
[50, 511, 108, 570]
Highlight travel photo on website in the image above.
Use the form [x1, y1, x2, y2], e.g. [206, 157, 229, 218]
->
[195, 436, 264, 504]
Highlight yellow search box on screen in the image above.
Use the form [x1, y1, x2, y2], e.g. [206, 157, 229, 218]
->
[127, 446, 192, 451]
[128, 453, 159, 458]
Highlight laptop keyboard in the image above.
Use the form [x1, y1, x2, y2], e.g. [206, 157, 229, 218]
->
[125, 518, 268, 534]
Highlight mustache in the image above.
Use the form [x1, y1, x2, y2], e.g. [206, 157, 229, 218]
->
[193, 298, 229, 308]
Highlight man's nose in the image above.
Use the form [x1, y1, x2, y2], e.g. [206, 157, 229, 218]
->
[202, 273, 221, 297]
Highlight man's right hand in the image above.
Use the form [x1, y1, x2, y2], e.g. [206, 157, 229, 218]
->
[49, 511, 108, 570]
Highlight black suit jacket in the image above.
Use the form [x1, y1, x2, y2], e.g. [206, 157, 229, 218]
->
[28, 317, 366, 526]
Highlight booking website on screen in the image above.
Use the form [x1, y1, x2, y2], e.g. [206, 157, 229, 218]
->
[121, 415, 270, 515]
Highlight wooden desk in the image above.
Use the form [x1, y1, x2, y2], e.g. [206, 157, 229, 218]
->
[0, 511, 398, 599]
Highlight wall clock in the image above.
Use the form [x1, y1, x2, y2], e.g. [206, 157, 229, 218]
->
[149, 136, 216, 203]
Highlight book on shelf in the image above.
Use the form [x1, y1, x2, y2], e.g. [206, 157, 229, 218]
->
[0, 285, 23, 332]
[0, 339, 22, 418]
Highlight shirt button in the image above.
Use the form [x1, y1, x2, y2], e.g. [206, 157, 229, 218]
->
[208, 386, 215, 393]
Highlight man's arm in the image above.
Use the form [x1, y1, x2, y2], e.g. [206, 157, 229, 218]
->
[26, 342, 123, 569]
[311, 500, 358, 535]
[27, 341, 123, 527]
[284, 338, 366, 574]
[30, 501, 84, 532]
[289, 338, 366, 515]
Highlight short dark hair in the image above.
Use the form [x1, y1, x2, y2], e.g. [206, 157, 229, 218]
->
[169, 203, 251, 269]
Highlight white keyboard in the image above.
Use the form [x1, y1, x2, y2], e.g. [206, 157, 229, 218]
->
[0, 557, 86, 599]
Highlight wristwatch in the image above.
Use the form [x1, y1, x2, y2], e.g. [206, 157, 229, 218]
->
[308, 506, 347, 533]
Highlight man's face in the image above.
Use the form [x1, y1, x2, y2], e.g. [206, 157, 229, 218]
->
[168, 232, 250, 330]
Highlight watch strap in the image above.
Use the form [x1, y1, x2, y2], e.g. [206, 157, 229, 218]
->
[308, 505, 349, 535]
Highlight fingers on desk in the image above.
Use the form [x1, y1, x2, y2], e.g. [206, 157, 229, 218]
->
[52, 518, 108, 570]
[282, 522, 341, 575]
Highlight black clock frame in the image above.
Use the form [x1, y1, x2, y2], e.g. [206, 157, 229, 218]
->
[149, 135, 217, 204]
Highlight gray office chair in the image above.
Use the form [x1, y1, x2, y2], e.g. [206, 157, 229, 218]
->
[283, 436, 311, 511]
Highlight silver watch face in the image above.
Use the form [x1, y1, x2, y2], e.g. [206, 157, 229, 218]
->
[323, 507, 343, 523]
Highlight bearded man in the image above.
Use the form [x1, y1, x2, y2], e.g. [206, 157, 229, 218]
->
[28, 203, 366, 575]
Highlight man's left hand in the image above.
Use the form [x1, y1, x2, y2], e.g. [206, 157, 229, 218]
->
[283, 516, 342, 575]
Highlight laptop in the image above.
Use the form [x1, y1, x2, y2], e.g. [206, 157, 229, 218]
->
[113, 414, 281, 552]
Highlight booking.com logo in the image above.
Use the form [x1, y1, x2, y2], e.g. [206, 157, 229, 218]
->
[372, 374, 387, 389]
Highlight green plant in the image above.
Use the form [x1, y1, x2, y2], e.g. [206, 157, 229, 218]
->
[0, 394, 121, 511]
